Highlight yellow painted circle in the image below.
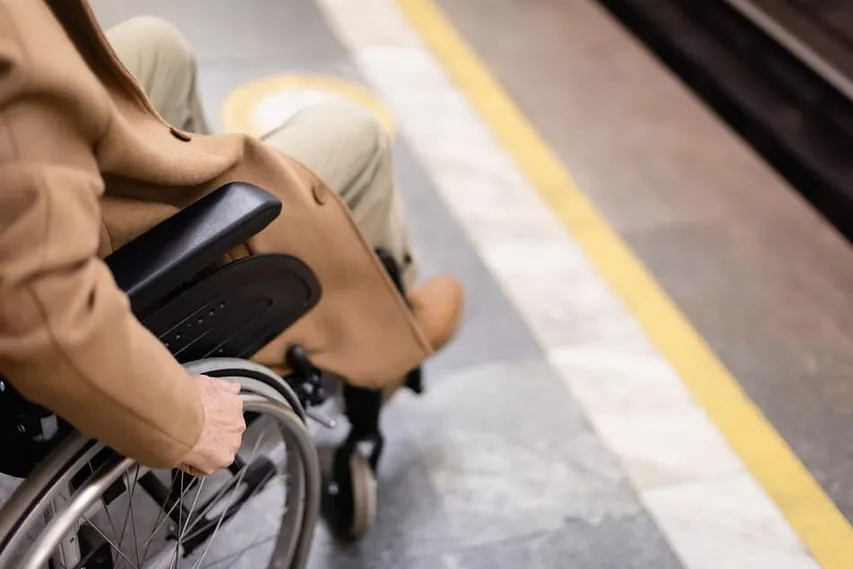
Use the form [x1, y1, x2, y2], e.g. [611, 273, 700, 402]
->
[220, 74, 396, 137]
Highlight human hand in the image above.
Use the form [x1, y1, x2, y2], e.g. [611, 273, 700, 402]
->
[179, 375, 246, 476]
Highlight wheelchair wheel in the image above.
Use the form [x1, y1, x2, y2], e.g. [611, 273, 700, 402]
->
[324, 448, 377, 542]
[0, 359, 321, 569]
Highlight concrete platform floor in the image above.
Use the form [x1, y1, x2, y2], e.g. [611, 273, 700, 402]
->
[432, 0, 853, 526]
[1, 0, 850, 567]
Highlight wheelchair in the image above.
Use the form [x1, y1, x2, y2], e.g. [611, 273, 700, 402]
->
[0, 182, 423, 568]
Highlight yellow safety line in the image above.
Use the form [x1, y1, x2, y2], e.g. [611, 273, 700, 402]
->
[394, 0, 853, 566]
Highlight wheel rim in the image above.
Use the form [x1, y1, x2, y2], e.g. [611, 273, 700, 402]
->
[0, 363, 320, 569]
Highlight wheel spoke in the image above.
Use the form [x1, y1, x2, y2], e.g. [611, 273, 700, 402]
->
[173, 473, 184, 569]
[190, 431, 268, 569]
[126, 466, 142, 568]
[82, 519, 139, 569]
[138, 475, 201, 563]
[3, 380, 317, 569]
[111, 465, 142, 564]
[91, 462, 122, 558]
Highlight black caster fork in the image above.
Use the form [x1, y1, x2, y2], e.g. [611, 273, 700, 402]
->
[281, 344, 382, 541]
[294, 249, 427, 542]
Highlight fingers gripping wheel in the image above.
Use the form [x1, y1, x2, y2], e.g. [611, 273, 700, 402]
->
[0, 359, 321, 569]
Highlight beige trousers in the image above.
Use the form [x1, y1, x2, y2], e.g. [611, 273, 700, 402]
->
[107, 16, 419, 287]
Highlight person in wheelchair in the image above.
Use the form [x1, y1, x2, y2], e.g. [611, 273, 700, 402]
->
[0, 0, 464, 556]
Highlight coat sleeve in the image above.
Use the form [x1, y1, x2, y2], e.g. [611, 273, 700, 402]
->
[0, 2, 203, 468]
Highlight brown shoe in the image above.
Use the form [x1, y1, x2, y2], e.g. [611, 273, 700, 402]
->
[408, 275, 465, 353]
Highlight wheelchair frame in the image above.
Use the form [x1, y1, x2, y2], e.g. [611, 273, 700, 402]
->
[0, 181, 423, 564]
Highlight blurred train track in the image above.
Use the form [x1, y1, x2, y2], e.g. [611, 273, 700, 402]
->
[596, 0, 853, 241]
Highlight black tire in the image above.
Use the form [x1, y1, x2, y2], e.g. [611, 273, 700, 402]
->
[323, 447, 377, 542]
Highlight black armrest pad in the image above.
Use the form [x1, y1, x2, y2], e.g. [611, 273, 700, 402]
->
[105, 182, 282, 316]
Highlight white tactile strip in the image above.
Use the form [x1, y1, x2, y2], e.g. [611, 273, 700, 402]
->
[314, 0, 821, 567]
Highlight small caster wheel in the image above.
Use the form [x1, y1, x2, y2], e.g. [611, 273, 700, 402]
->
[323, 451, 377, 541]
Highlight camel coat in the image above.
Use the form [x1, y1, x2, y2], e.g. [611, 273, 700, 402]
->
[0, 0, 430, 468]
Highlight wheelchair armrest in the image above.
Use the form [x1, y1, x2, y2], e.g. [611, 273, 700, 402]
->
[105, 182, 282, 316]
